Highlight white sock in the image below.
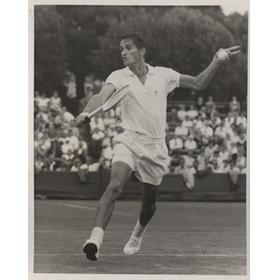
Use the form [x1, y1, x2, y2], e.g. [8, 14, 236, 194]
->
[90, 227, 104, 246]
[132, 220, 147, 238]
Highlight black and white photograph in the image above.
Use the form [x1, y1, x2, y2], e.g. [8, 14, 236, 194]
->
[30, 0, 249, 278]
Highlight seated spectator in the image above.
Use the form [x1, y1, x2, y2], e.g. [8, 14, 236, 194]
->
[93, 79, 104, 94]
[37, 92, 50, 112]
[71, 158, 82, 172]
[54, 111, 64, 128]
[195, 151, 208, 176]
[198, 106, 207, 119]
[224, 113, 235, 129]
[177, 105, 188, 121]
[62, 149, 75, 170]
[219, 144, 230, 162]
[225, 126, 239, 146]
[200, 120, 214, 139]
[69, 133, 80, 151]
[71, 124, 80, 137]
[90, 116, 105, 132]
[48, 140, 63, 171]
[208, 150, 223, 170]
[102, 136, 112, 148]
[211, 160, 226, 173]
[49, 91, 62, 113]
[70, 158, 90, 183]
[228, 142, 238, 157]
[103, 111, 116, 127]
[174, 124, 189, 136]
[236, 111, 247, 130]
[174, 157, 195, 190]
[88, 162, 100, 172]
[214, 122, 227, 139]
[100, 144, 114, 169]
[205, 96, 216, 117]
[167, 107, 179, 123]
[186, 104, 198, 119]
[75, 141, 88, 162]
[168, 136, 184, 151]
[229, 95, 241, 115]
[182, 154, 195, 169]
[40, 136, 52, 155]
[211, 112, 222, 129]
[36, 110, 49, 125]
[34, 91, 40, 106]
[223, 161, 231, 173]
[240, 167, 246, 174]
[106, 125, 118, 138]
[62, 139, 74, 155]
[34, 154, 45, 174]
[92, 128, 105, 141]
[182, 115, 194, 129]
[61, 106, 75, 123]
[193, 115, 205, 133]
[238, 133, 247, 145]
[196, 96, 204, 110]
[184, 135, 197, 152]
[204, 141, 217, 159]
[236, 150, 246, 172]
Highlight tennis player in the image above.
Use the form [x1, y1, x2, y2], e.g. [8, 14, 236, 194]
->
[76, 33, 240, 261]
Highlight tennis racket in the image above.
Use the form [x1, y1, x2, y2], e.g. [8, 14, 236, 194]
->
[85, 84, 130, 120]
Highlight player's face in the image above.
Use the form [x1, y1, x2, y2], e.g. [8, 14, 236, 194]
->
[120, 39, 144, 66]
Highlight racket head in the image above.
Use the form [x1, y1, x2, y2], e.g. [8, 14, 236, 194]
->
[103, 84, 130, 112]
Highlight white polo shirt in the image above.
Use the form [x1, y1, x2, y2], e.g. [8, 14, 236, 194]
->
[105, 64, 180, 138]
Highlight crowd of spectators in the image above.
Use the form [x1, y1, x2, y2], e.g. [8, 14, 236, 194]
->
[34, 88, 122, 175]
[166, 95, 247, 189]
[34, 88, 247, 186]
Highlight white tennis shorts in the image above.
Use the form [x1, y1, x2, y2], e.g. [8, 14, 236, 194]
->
[112, 130, 170, 185]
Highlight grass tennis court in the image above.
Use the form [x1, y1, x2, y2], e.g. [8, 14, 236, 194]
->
[34, 200, 246, 275]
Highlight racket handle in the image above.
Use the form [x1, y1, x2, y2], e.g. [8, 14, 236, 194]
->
[84, 116, 91, 123]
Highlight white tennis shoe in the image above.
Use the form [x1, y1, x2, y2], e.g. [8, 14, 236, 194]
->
[123, 235, 142, 255]
[83, 238, 100, 261]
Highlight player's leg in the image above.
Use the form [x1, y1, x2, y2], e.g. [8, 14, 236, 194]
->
[83, 161, 132, 261]
[123, 183, 158, 255]
[139, 183, 158, 232]
[96, 161, 132, 229]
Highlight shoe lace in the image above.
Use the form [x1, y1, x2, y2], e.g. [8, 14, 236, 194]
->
[129, 236, 141, 247]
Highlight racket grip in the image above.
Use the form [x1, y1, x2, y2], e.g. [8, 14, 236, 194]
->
[84, 116, 91, 123]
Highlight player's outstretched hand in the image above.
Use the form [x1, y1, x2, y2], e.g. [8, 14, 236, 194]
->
[214, 46, 241, 63]
[75, 112, 90, 126]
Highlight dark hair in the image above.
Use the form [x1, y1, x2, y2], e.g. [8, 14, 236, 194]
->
[120, 33, 146, 49]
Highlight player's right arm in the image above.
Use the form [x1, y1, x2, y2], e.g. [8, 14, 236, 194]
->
[76, 83, 116, 124]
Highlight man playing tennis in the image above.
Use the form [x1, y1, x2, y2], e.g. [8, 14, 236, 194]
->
[76, 33, 240, 261]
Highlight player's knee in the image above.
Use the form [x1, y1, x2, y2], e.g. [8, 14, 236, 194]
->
[106, 179, 123, 200]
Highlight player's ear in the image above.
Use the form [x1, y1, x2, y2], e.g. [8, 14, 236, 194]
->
[140, 47, 146, 57]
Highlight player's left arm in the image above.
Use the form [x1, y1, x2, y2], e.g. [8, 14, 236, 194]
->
[179, 46, 241, 91]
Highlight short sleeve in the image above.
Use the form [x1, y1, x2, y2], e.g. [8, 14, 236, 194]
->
[105, 70, 125, 92]
[164, 68, 181, 94]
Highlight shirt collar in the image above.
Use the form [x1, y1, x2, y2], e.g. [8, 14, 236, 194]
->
[124, 64, 155, 76]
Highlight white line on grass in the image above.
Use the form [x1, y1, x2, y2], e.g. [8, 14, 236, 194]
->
[35, 253, 246, 257]
[56, 202, 134, 216]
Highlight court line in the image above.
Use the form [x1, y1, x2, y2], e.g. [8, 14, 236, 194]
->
[56, 202, 134, 216]
[35, 253, 246, 257]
